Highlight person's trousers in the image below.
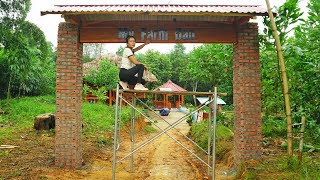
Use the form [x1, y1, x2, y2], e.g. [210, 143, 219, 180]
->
[119, 64, 146, 85]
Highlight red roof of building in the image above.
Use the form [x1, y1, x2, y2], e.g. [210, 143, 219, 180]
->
[41, 1, 270, 16]
[154, 80, 187, 92]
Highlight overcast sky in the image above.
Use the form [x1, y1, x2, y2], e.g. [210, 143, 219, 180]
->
[26, 0, 308, 54]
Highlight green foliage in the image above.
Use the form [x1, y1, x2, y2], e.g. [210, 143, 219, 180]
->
[261, 0, 320, 142]
[260, 0, 303, 115]
[116, 46, 125, 56]
[96, 135, 113, 148]
[0, 96, 140, 141]
[84, 59, 119, 89]
[262, 0, 303, 45]
[141, 49, 172, 85]
[184, 44, 233, 104]
[0, 1, 55, 99]
[144, 125, 157, 133]
[0, 96, 56, 140]
[262, 115, 287, 138]
[255, 155, 320, 179]
[217, 112, 234, 129]
[0, 0, 31, 22]
[83, 58, 119, 101]
[190, 121, 233, 150]
[83, 43, 103, 63]
[168, 44, 188, 87]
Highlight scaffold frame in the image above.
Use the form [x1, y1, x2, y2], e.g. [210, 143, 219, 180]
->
[112, 85, 219, 180]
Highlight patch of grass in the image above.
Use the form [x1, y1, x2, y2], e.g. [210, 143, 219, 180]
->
[0, 150, 10, 157]
[11, 170, 23, 177]
[0, 96, 141, 141]
[0, 96, 56, 140]
[238, 154, 320, 179]
[38, 176, 48, 180]
[82, 102, 141, 136]
[95, 135, 113, 148]
[190, 120, 234, 158]
[144, 125, 157, 133]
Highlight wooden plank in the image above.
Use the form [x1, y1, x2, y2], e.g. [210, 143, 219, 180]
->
[80, 21, 236, 43]
[119, 90, 227, 96]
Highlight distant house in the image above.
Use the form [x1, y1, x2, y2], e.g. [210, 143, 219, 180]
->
[83, 53, 158, 104]
[153, 80, 186, 109]
[196, 96, 226, 112]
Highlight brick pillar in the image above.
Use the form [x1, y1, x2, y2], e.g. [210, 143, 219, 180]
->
[233, 23, 262, 165]
[55, 22, 83, 168]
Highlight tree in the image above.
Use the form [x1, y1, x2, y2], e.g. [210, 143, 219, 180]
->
[116, 46, 125, 56]
[181, 44, 233, 104]
[141, 50, 172, 86]
[287, 0, 320, 124]
[83, 58, 119, 101]
[261, 0, 303, 115]
[168, 44, 188, 86]
[0, 1, 55, 99]
[83, 43, 104, 63]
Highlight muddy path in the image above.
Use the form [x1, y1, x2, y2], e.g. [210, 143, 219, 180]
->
[0, 112, 209, 180]
[89, 111, 205, 179]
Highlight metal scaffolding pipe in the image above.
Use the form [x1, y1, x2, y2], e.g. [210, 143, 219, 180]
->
[212, 87, 218, 179]
[134, 96, 209, 155]
[112, 86, 219, 179]
[119, 97, 212, 168]
[112, 84, 120, 180]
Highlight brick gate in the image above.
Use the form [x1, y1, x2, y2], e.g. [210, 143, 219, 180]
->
[41, 1, 269, 169]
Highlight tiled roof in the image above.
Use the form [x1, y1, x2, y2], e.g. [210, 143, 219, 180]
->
[155, 80, 187, 92]
[41, 3, 268, 16]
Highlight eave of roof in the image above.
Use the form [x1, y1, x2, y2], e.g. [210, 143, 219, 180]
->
[41, 4, 271, 16]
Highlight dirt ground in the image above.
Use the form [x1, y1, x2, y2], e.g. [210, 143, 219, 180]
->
[1, 111, 225, 180]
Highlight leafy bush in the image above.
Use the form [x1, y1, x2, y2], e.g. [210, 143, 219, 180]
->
[262, 115, 287, 138]
[84, 59, 119, 89]
[83, 59, 119, 101]
[190, 120, 233, 151]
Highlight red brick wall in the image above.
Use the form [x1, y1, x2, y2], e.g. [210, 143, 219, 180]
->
[55, 22, 83, 168]
[233, 23, 262, 164]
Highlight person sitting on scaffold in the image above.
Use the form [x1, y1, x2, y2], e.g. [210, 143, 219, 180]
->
[119, 35, 150, 90]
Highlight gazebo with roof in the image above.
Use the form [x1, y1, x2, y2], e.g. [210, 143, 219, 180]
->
[153, 80, 187, 109]
[41, 0, 270, 170]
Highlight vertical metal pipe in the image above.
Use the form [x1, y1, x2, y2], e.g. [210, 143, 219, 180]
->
[130, 95, 136, 172]
[112, 84, 120, 180]
[117, 93, 123, 150]
[207, 95, 212, 175]
[212, 87, 218, 180]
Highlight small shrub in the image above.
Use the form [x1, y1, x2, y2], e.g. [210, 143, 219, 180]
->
[144, 125, 156, 133]
[262, 115, 287, 138]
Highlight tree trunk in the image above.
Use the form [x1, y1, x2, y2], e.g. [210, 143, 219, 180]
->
[192, 81, 198, 105]
[6, 75, 12, 99]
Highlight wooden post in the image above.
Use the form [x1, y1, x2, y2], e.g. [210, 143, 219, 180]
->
[265, 0, 293, 156]
[298, 116, 306, 165]
[109, 90, 112, 106]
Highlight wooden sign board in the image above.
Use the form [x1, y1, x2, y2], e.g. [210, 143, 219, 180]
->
[80, 21, 236, 43]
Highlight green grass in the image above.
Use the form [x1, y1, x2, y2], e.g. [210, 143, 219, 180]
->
[144, 125, 157, 133]
[241, 154, 320, 179]
[0, 95, 140, 141]
[190, 120, 234, 150]
[0, 96, 56, 141]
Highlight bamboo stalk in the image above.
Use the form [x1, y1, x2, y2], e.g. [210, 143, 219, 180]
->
[298, 116, 306, 165]
[265, 0, 293, 156]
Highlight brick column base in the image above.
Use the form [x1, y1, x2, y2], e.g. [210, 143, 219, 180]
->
[233, 23, 262, 165]
[55, 22, 83, 168]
